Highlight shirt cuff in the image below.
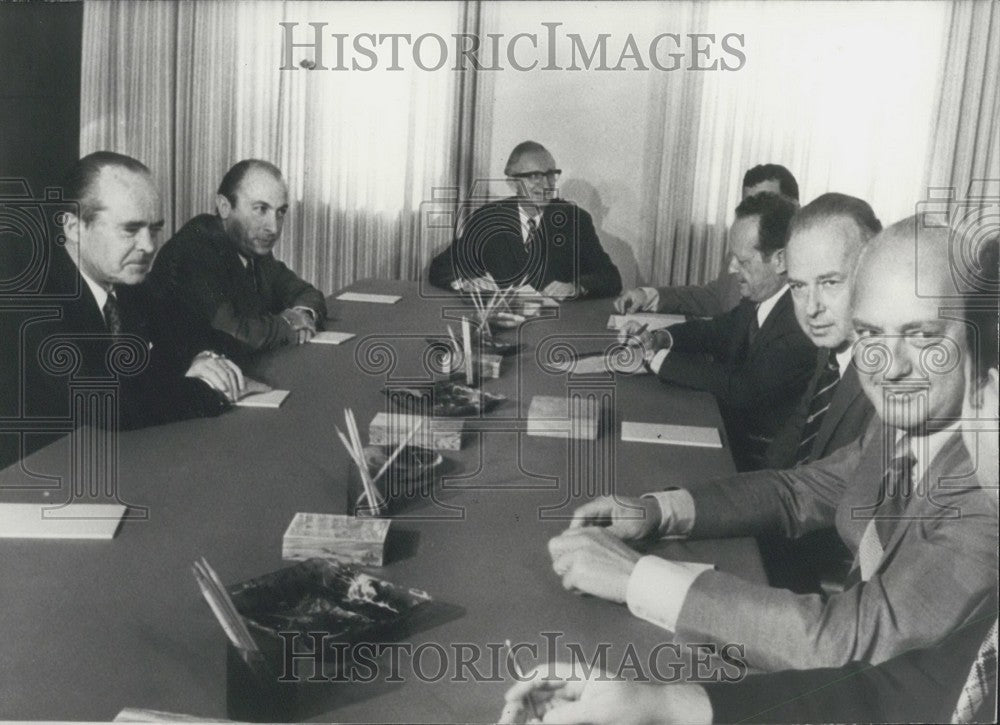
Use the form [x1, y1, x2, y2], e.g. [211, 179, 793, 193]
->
[649, 348, 670, 374]
[639, 287, 660, 312]
[626, 556, 715, 632]
[641, 489, 696, 537]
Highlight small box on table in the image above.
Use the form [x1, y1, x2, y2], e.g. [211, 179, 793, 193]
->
[282, 513, 391, 567]
[369, 411, 464, 451]
[526, 395, 600, 440]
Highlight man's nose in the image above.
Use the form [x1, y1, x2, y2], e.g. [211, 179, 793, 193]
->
[134, 228, 157, 254]
[805, 285, 824, 316]
[727, 256, 739, 275]
[263, 210, 279, 235]
[883, 336, 914, 380]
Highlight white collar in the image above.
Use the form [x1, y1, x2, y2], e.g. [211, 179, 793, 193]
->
[834, 346, 853, 379]
[756, 284, 788, 327]
[899, 422, 961, 486]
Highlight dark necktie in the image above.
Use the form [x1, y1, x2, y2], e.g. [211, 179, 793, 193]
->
[795, 351, 841, 465]
[246, 256, 260, 293]
[526, 217, 540, 248]
[952, 619, 998, 723]
[102, 292, 123, 335]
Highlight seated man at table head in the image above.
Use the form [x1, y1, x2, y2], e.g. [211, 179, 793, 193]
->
[148, 159, 327, 352]
[428, 141, 622, 300]
[630, 191, 815, 471]
[20, 151, 243, 456]
[504, 237, 999, 725]
[614, 163, 799, 317]
[550, 216, 998, 673]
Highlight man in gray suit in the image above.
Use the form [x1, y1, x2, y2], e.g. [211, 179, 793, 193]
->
[614, 164, 799, 317]
[548, 216, 998, 671]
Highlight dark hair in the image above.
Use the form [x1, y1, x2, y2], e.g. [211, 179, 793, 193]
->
[504, 141, 550, 175]
[734, 191, 799, 258]
[217, 159, 283, 206]
[789, 192, 882, 241]
[63, 151, 151, 224]
[964, 236, 999, 384]
[743, 164, 799, 201]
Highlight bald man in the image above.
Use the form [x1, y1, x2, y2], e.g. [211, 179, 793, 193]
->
[547, 216, 998, 671]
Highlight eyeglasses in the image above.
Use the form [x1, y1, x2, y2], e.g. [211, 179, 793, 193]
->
[508, 169, 562, 183]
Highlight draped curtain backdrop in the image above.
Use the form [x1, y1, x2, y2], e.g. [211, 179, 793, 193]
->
[81, 0, 482, 293]
[82, 1, 987, 291]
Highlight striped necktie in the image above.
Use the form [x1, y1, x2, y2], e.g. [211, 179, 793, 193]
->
[795, 351, 841, 465]
[102, 291, 123, 334]
[526, 217, 540, 248]
[952, 619, 998, 723]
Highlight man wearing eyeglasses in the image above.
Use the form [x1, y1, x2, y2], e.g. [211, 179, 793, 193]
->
[428, 141, 622, 300]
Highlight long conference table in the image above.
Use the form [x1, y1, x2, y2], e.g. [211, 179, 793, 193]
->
[0, 279, 765, 722]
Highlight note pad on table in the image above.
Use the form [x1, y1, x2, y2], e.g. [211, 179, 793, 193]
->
[310, 331, 356, 345]
[234, 389, 290, 408]
[607, 313, 686, 331]
[0, 503, 126, 539]
[336, 292, 401, 304]
[621, 421, 722, 448]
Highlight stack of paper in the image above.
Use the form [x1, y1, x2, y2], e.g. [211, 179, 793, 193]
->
[336, 292, 401, 304]
[0, 503, 127, 539]
[621, 421, 722, 448]
[310, 331, 355, 345]
[527, 395, 601, 440]
[607, 313, 686, 331]
[234, 389, 290, 408]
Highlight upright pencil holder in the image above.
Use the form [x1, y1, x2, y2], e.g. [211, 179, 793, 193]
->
[225, 640, 299, 723]
[346, 459, 390, 518]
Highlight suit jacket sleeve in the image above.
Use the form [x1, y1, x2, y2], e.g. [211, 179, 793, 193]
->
[428, 242, 460, 290]
[262, 256, 326, 321]
[655, 271, 741, 317]
[656, 306, 814, 410]
[703, 614, 996, 723]
[574, 209, 622, 298]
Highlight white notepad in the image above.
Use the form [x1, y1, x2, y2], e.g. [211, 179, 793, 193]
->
[336, 292, 401, 304]
[234, 389, 290, 408]
[621, 421, 722, 448]
[569, 353, 650, 375]
[0, 503, 126, 539]
[607, 313, 686, 331]
[310, 331, 356, 345]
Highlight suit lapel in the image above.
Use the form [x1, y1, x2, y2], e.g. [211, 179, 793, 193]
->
[745, 289, 791, 359]
[812, 363, 866, 457]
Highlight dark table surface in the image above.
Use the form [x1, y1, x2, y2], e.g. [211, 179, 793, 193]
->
[0, 279, 764, 722]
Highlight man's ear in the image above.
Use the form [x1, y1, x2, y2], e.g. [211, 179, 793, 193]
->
[216, 193, 232, 219]
[771, 248, 786, 274]
[62, 212, 80, 246]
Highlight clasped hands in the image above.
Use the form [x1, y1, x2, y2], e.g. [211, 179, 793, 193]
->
[185, 351, 246, 402]
[454, 276, 581, 301]
[617, 321, 673, 366]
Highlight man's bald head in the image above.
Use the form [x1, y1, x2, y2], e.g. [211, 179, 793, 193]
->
[851, 216, 967, 434]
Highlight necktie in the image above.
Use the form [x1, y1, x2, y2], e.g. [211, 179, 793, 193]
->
[102, 292, 123, 334]
[795, 351, 841, 465]
[952, 619, 998, 723]
[526, 218, 540, 248]
[246, 256, 260, 293]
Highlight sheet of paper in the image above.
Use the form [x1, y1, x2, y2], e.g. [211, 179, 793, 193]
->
[234, 389, 290, 408]
[566, 353, 650, 375]
[310, 331, 356, 345]
[336, 292, 401, 304]
[607, 313, 686, 331]
[621, 421, 722, 448]
[0, 503, 126, 539]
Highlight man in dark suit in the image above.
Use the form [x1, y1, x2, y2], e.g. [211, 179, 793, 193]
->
[428, 141, 622, 300]
[760, 193, 881, 592]
[627, 192, 816, 471]
[149, 159, 327, 353]
[549, 218, 997, 672]
[16, 152, 243, 460]
[614, 164, 799, 317]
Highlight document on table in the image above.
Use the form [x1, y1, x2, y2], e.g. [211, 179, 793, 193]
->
[568, 353, 649, 375]
[607, 313, 686, 331]
[621, 421, 722, 448]
[235, 388, 290, 408]
[310, 331, 356, 345]
[336, 292, 402, 304]
[0, 503, 126, 539]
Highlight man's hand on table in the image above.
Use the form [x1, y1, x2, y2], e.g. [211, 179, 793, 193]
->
[185, 351, 245, 402]
[499, 661, 713, 724]
[280, 307, 317, 344]
[613, 287, 654, 314]
[570, 495, 662, 541]
[542, 280, 579, 301]
[548, 527, 642, 603]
